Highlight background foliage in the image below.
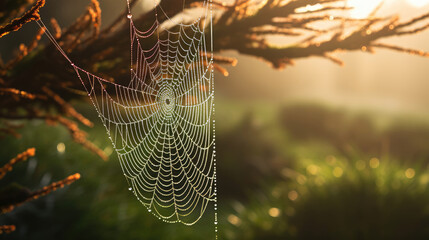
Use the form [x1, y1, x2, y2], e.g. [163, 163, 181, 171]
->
[1, 0, 429, 239]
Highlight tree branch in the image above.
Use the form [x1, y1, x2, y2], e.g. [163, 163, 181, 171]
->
[0, 0, 45, 38]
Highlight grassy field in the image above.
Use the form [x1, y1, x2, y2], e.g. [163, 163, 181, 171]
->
[2, 99, 429, 240]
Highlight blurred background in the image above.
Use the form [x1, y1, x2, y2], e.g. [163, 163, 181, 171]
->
[1, 0, 429, 239]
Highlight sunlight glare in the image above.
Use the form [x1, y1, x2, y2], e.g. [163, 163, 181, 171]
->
[295, 4, 323, 13]
[348, 0, 383, 19]
[407, 0, 429, 7]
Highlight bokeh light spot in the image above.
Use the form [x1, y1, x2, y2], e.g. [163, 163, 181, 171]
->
[268, 208, 281, 217]
[57, 142, 65, 153]
[333, 167, 344, 178]
[227, 214, 241, 226]
[405, 168, 416, 179]
[288, 190, 299, 201]
[306, 164, 319, 175]
[369, 158, 380, 169]
[420, 174, 429, 185]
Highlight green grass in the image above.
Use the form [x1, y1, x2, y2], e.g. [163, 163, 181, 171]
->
[2, 101, 429, 239]
[223, 156, 429, 240]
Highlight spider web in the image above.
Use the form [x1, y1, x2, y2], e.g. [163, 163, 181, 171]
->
[37, 0, 217, 229]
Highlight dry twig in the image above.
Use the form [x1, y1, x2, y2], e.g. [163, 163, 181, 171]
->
[0, 148, 35, 180]
[0, 173, 81, 214]
[1, 0, 429, 161]
[0, 0, 45, 38]
[0, 225, 16, 234]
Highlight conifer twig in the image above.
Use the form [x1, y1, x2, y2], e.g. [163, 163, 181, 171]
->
[0, 0, 46, 38]
[0, 148, 35, 180]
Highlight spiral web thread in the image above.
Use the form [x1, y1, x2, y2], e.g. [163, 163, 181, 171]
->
[36, 0, 218, 232]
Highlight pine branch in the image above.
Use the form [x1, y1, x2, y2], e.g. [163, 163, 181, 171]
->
[0, 148, 80, 232]
[0, 225, 16, 234]
[0, 173, 81, 214]
[0, 0, 45, 38]
[211, 0, 429, 68]
[1, 0, 429, 159]
[0, 148, 35, 180]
